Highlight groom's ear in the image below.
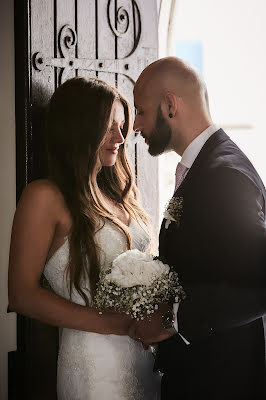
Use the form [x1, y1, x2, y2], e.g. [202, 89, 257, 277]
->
[161, 91, 179, 119]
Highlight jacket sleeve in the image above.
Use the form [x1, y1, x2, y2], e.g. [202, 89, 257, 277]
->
[177, 167, 266, 342]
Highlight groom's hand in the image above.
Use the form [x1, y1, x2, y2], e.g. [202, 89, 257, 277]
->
[128, 303, 176, 345]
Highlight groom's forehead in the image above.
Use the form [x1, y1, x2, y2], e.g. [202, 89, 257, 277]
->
[134, 77, 161, 105]
[133, 84, 142, 100]
[134, 85, 151, 105]
[134, 76, 148, 95]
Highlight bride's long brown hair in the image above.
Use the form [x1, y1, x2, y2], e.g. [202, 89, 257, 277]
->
[46, 77, 150, 304]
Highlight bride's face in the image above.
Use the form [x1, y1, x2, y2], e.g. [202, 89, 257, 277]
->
[99, 100, 125, 167]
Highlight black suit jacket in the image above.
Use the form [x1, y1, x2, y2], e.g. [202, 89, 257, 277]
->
[157, 129, 266, 399]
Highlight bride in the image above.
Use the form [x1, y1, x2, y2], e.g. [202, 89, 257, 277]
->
[8, 77, 161, 399]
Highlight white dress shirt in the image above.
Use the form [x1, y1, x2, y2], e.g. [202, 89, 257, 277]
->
[172, 124, 219, 343]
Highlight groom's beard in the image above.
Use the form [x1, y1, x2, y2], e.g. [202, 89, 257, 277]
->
[148, 106, 172, 156]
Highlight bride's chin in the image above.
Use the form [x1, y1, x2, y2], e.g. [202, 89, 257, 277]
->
[101, 157, 117, 167]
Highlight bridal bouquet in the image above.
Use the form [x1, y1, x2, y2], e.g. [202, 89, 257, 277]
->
[94, 249, 185, 320]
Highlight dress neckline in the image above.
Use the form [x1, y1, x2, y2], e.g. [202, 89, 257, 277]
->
[106, 216, 133, 229]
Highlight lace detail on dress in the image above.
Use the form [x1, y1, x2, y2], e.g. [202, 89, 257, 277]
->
[43, 218, 160, 400]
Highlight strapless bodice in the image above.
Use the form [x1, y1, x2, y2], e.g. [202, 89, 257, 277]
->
[43, 218, 150, 305]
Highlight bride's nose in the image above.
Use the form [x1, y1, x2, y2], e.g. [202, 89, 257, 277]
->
[112, 126, 124, 145]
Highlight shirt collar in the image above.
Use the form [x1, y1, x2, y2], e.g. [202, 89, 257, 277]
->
[181, 124, 219, 169]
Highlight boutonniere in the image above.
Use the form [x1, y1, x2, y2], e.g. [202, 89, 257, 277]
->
[163, 196, 184, 229]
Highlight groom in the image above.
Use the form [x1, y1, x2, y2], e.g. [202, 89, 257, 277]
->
[130, 57, 266, 399]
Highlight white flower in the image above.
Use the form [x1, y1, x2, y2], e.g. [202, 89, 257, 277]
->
[163, 210, 177, 229]
[94, 249, 186, 320]
[105, 249, 170, 288]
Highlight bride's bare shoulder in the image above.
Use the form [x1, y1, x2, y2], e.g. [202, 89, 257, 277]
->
[25, 178, 60, 193]
[18, 178, 68, 215]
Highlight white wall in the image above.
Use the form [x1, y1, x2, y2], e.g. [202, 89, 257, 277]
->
[0, 1, 17, 399]
[159, 0, 266, 219]
[173, 0, 266, 178]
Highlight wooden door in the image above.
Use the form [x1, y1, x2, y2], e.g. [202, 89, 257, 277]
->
[11, 1, 159, 399]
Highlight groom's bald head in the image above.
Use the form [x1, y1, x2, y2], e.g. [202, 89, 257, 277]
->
[134, 56, 209, 112]
[133, 57, 212, 156]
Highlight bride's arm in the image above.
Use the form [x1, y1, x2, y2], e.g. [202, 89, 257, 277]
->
[8, 181, 131, 335]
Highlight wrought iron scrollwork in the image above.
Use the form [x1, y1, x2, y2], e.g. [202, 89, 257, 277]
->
[108, 5, 130, 37]
[58, 24, 77, 59]
[32, 1, 153, 85]
[107, 0, 141, 57]
[33, 52, 46, 71]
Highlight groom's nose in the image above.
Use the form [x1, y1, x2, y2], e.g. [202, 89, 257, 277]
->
[133, 116, 141, 134]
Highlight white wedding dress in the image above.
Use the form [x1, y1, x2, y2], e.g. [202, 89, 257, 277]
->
[44, 218, 161, 400]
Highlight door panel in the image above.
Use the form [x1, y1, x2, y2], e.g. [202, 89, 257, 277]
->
[97, 0, 116, 85]
[12, 1, 159, 398]
[77, 0, 97, 80]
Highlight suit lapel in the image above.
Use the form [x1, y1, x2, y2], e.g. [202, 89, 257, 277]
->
[173, 129, 229, 197]
[159, 129, 230, 250]
[160, 129, 230, 258]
